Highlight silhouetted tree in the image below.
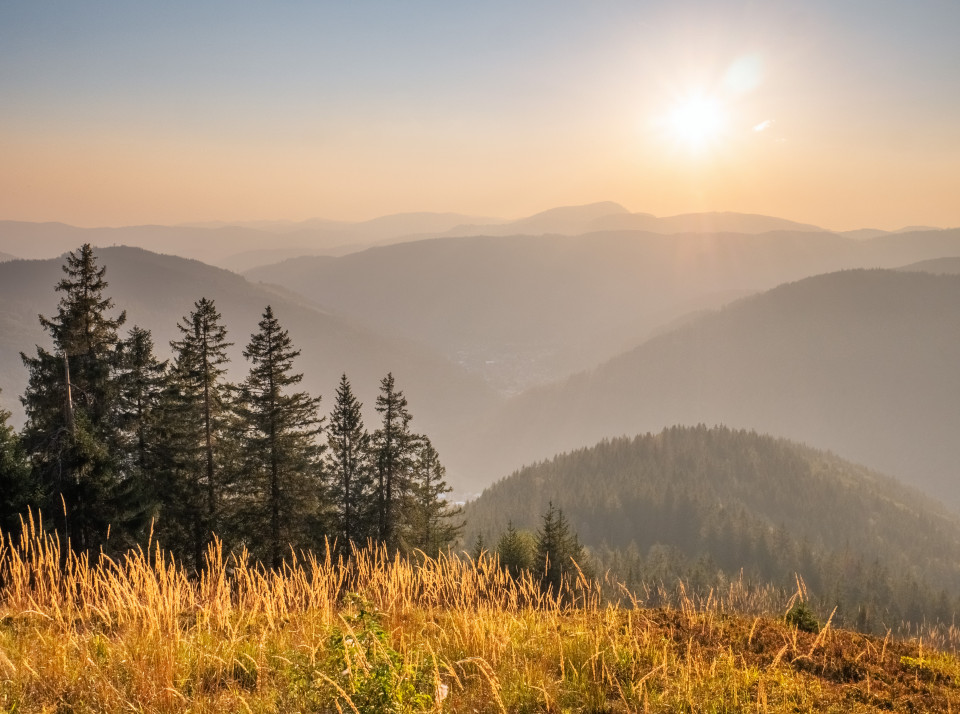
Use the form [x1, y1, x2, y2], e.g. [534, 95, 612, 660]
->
[114, 326, 168, 528]
[496, 521, 534, 578]
[19, 244, 139, 552]
[470, 532, 488, 562]
[234, 306, 324, 568]
[372, 373, 415, 549]
[160, 297, 234, 569]
[0, 389, 34, 535]
[325, 374, 373, 553]
[405, 437, 463, 554]
[534, 502, 584, 595]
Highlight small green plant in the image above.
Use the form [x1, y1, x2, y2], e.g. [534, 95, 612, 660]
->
[324, 593, 434, 713]
[785, 601, 819, 633]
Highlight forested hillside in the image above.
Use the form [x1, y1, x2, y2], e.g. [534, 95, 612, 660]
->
[477, 269, 960, 504]
[465, 425, 960, 630]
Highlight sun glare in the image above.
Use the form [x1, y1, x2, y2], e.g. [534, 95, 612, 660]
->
[668, 95, 726, 152]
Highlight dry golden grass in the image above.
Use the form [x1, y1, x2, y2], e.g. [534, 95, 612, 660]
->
[1, 515, 959, 713]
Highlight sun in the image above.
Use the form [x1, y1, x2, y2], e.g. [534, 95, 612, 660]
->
[668, 94, 726, 152]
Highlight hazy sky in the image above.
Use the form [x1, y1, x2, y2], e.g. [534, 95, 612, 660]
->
[1, 1, 958, 230]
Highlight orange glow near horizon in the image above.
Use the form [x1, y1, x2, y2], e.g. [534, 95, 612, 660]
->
[1, 4, 958, 232]
[3, 120, 958, 232]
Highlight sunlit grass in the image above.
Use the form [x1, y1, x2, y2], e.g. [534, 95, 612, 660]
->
[1, 515, 959, 712]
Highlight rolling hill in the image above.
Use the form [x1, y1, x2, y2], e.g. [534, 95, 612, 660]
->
[897, 257, 960, 275]
[0, 206, 845, 275]
[437, 203, 826, 238]
[464, 425, 960, 627]
[0, 248, 500, 487]
[472, 269, 960, 506]
[247, 228, 960, 394]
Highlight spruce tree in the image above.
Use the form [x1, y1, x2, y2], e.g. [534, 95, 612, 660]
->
[161, 297, 234, 569]
[0, 389, 34, 535]
[19, 244, 136, 552]
[406, 437, 463, 555]
[534, 502, 585, 595]
[496, 522, 534, 579]
[234, 306, 324, 568]
[114, 326, 167, 528]
[325, 374, 373, 553]
[372, 373, 415, 549]
[470, 532, 487, 562]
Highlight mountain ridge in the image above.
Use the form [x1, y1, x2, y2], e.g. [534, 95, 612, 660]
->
[471, 268, 960, 505]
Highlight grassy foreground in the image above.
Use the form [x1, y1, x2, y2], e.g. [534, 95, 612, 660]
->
[1, 522, 959, 713]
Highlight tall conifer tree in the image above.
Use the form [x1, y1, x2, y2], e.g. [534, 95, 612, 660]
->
[161, 297, 234, 569]
[372, 373, 415, 549]
[19, 244, 136, 552]
[534, 502, 585, 595]
[405, 437, 463, 555]
[325, 374, 373, 553]
[115, 326, 167, 524]
[496, 522, 535, 579]
[234, 306, 324, 568]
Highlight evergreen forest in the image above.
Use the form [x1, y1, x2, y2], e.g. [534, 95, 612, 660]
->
[465, 426, 960, 634]
[0, 245, 464, 567]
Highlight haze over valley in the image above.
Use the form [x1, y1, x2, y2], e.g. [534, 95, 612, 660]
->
[3, 215, 960, 507]
[3, 3, 960, 708]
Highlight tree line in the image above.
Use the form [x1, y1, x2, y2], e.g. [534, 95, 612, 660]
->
[0, 244, 462, 569]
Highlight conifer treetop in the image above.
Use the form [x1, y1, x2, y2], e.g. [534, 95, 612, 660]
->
[40, 243, 126, 357]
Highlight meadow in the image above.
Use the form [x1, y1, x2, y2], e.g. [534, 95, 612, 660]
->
[1, 516, 958, 713]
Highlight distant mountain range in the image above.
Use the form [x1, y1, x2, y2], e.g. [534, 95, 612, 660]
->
[246, 228, 960, 394]
[471, 269, 960, 506]
[897, 257, 960, 275]
[4, 221, 960, 504]
[0, 248, 499, 487]
[439, 203, 826, 238]
[5, 204, 945, 274]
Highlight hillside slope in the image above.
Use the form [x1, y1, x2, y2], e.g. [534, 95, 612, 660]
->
[897, 256, 960, 275]
[474, 269, 960, 505]
[247, 229, 960, 393]
[0, 248, 500, 486]
[465, 425, 960, 625]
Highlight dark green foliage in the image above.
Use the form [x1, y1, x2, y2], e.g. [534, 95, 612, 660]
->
[234, 306, 324, 568]
[465, 426, 960, 632]
[403, 437, 463, 555]
[786, 601, 820, 633]
[38, 243, 127, 427]
[372, 373, 415, 550]
[326, 374, 374, 552]
[114, 326, 167, 532]
[470, 532, 487, 562]
[0, 389, 34, 535]
[324, 594, 434, 713]
[160, 297, 235, 569]
[8, 246, 457, 570]
[19, 244, 147, 553]
[495, 521, 534, 578]
[534, 502, 585, 595]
